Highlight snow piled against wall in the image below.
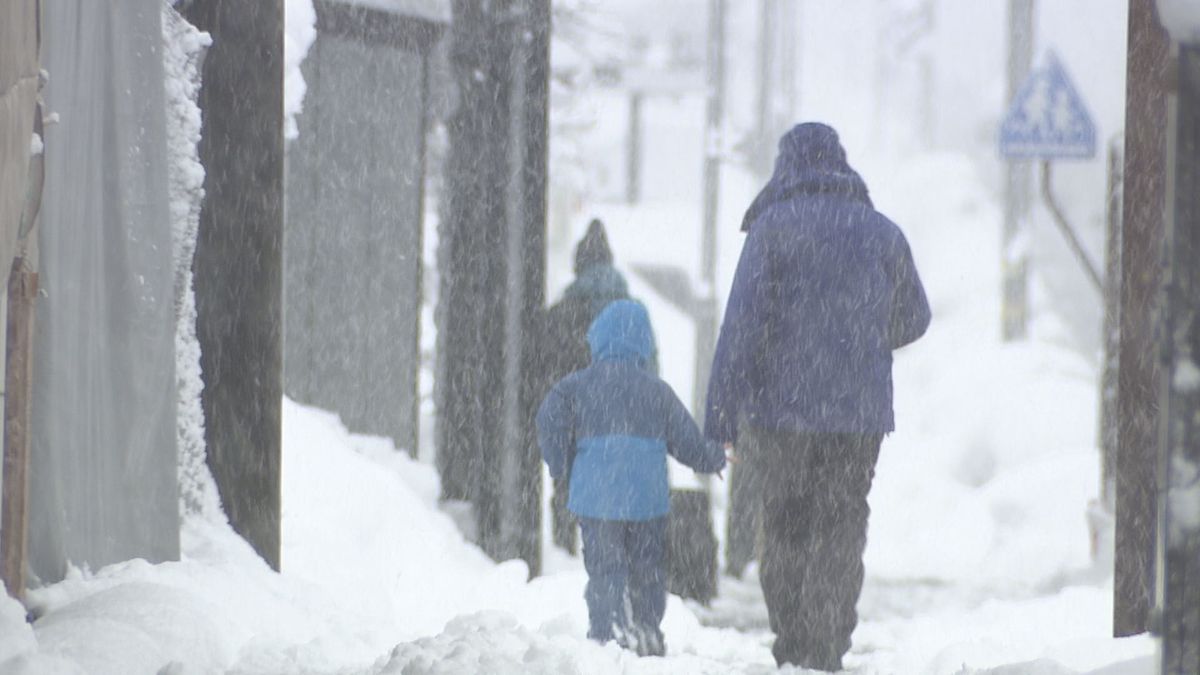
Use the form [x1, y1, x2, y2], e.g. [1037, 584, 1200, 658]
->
[284, 0, 316, 141]
[5, 401, 493, 673]
[340, 0, 451, 23]
[3, 400, 745, 673]
[163, 2, 223, 523]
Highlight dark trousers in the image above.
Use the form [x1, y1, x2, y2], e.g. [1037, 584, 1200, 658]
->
[744, 426, 882, 671]
[579, 517, 667, 650]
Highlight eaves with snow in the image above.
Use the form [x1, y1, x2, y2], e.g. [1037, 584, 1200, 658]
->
[1158, 0, 1200, 45]
[332, 0, 450, 23]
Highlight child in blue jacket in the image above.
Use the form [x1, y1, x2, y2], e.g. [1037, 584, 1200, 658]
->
[536, 300, 726, 657]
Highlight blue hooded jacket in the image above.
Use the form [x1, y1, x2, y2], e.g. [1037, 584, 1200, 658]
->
[537, 300, 726, 521]
[705, 123, 931, 443]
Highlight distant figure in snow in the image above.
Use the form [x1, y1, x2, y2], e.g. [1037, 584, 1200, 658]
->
[538, 219, 637, 554]
[537, 300, 726, 656]
[705, 122, 930, 671]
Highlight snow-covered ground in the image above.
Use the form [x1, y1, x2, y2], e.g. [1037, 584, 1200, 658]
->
[0, 146, 1158, 673]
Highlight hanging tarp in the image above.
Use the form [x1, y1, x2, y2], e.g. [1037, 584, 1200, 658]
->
[28, 0, 179, 584]
[0, 0, 39, 270]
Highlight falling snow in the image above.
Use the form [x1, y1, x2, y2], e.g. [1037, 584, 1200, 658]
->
[1, 1, 1172, 674]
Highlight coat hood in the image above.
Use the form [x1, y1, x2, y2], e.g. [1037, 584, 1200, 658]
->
[587, 300, 655, 366]
[574, 219, 614, 274]
[740, 122, 873, 231]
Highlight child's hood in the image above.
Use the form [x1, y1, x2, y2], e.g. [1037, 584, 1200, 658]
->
[587, 300, 655, 366]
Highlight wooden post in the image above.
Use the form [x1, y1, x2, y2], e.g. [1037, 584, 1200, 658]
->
[512, 0, 550, 576]
[696, 0, 725, 424]
[627, 91, 642, 204]
[1002, 0, 1034, 341]
[1, 258, 35, 600]
[183, 0, 285, 571]
[1114, 0, 1171, 638]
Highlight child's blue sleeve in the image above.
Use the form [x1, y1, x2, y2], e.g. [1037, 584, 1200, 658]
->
[663, 385, 726, 474]
[536, 380, 574, 481]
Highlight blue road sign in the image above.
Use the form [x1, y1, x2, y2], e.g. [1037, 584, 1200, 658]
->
[1000, 51, 1097, 160]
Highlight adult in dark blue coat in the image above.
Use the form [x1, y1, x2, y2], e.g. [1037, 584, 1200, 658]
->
[705, 123, 930, 671]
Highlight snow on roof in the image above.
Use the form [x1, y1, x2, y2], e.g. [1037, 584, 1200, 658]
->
[1158, 0, 1200, 45]
[331, 0, 450, 23]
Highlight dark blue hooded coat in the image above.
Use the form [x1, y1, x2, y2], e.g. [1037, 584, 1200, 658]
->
[704, 123, 930, 443]
[537, 301, 726, 521]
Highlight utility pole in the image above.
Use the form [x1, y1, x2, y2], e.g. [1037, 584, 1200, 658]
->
[1114, 0, 1169, 639]
[695, 0, 725, 422]
[754, 0, 800, 172]
[1002, 0, 1033, 341]
[501, 0, 550, 577]
[755, 0, 776, 175]
[627, 91, 642, 204]
[779, 0, 799, 124]
[439, 0, 546, 576]
[917, 1, 936, 150]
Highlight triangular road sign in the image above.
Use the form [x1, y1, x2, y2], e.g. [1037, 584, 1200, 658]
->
[1000, 51, 1097, 160]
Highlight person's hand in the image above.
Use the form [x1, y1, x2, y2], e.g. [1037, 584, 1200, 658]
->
[714, 443, 737, 481]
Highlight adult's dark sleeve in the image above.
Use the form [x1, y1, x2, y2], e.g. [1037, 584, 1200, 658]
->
[705, 228, 771, 443]
[888, 234, 931, 349]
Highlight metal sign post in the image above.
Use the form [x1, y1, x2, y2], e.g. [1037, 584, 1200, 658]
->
[697, 0, 726, 429]
[998, 50, 1100, 300]
[1002, 0, 1035, 342]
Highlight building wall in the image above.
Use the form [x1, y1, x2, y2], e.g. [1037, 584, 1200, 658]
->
[285, 2, 438, 455]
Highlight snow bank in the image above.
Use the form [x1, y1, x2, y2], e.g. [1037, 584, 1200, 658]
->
[12, 399, 774, 673]
[859, 153, 1106, 587]
[374, 611, 763, 675]
[14, 401, 501, 673]
[0, 588, 40, 667]
[281, 400, 522, 642]
[284, 0, 316, 141]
